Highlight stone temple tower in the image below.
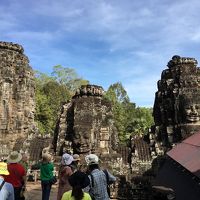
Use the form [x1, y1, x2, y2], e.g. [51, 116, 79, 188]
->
[0, 41, 35, 158]
[151, 55, 200, 155]
[53, 84, 119, 156]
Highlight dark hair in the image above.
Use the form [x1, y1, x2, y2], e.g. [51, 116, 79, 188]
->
[68, 171, 90, 200]
[89, 164, 99, 171]
[71, 185, 84, 200]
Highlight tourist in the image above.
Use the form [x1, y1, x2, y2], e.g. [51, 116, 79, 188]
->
[71, 154, 81, 171]
[57, 153, 74, 200]
[40, 153, 54, 200]
[0, 162, 14, 200]
[61, 171, 91, 200]
[85, 154, 116, 200]
[20, 153, 29, 173]
[4, 151, 26, 200]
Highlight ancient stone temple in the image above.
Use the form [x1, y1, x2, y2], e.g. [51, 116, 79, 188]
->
[0, 41, 35, 158]
[53, 84, 133, 199]
[53, 84, 124, 170]
[152, 55, 200, 153]
[54, 84, 119, 155]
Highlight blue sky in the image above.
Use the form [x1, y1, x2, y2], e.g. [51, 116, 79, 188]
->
[1, 0, 200, 107]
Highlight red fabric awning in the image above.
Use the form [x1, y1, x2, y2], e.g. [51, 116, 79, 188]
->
[167, 132, 200, 178]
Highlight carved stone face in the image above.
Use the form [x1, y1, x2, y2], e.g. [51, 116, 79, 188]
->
[73, 127, 91, 153]
[184, 104, 200, 122]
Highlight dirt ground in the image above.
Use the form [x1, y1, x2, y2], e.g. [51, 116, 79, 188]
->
[25, 181, 58, 200]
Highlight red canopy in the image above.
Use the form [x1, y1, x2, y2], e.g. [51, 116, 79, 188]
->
[167, 132, 200, 178]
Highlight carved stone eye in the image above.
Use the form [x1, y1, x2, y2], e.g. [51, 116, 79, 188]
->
[74, 134, 80, 139]
[195, 105, 199, 109]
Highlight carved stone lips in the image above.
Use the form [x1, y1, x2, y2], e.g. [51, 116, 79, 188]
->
[77, 144, 90, 152]
[186, 116, 199, 122]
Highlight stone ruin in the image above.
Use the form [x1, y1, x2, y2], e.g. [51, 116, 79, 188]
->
[151, 55, 200, 154]
[119, 55, 200, 199]
[0, 41, 36, 159]
[130, 135, 152, 175]
[53, 84, 133, 198]
[53, 84, 126, 170]
[1, 42, 198, 199]
[131, 55, 200, 179]
[52, 56, 200, 199]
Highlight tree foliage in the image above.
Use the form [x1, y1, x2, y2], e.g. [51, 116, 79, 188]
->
[34, 66, 89, 134]
[104, 82, 153, 143]
[51, 65, 89, 92]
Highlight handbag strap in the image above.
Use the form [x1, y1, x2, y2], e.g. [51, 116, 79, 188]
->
[0, 180, 5, 191]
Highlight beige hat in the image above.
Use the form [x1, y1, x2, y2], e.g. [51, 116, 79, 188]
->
[7, 151, 22, 163]
[0, 162, 9, 175]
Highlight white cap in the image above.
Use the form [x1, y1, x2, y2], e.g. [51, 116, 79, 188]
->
[85, 154, 99, 165]
[61, 153, 74, 165]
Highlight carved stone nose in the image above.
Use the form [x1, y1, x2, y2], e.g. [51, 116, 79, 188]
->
[191, 106, 198, 114]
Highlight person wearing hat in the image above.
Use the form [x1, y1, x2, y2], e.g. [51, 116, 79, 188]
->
[40, 153, 54, 200]
[19, 153, 29, 173]
[61, 171, 91, 200]
[85, 154, 116, 200]
[70, 154, 81, 172]
[0, 162, 14, 200]
[57, 153, 74, 200]
[4, 151, 26, 200]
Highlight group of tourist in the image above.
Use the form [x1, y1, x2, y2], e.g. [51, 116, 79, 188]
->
[41, 152, 116, 200]
[0, 150, 116, 200]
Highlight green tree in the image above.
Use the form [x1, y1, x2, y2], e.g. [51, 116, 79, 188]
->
[104, 82, 153, 143]
[35, 89, 54, 134]
[35, 65, 88, 135]
[35, 72, 55, 134]
[105, 82, 129, 104]
[51, 65, 89, 92]
[104, 82, 130, 142]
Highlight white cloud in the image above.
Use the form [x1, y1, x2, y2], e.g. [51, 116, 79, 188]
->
[1, 0, 200, 106]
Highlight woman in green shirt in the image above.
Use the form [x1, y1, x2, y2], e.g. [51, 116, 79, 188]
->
[40, 153, 54, 200]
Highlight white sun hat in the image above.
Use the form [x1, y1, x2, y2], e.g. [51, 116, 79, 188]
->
[85, 154, 99, 165]
[61, 153, 74, 165]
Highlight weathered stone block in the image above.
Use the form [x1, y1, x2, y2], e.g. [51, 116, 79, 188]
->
[0, 41, 35, 157]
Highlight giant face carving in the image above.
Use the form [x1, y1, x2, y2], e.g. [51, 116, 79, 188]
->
[180, 97, 200, 123]
[73, 126, 91, 153]
[184, 104, 200, 122]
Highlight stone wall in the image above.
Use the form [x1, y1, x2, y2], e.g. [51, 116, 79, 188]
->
[0, 41, 35, 157]
[130, 135, 152, 175]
